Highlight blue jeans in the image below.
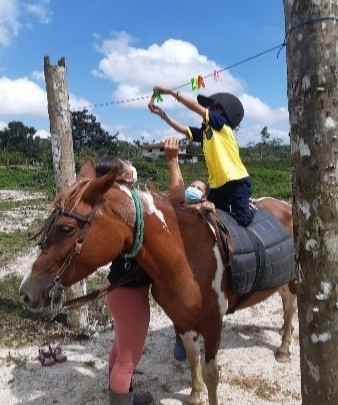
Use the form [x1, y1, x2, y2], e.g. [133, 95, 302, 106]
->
[208, 177, 254, 226]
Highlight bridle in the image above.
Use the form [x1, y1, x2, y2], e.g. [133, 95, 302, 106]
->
[29, 189, 145, 311]
[51, 204, 100, 300]
[29, 202, 100, 301]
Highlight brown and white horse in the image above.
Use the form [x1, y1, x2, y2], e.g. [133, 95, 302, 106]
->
[19, 158, 297, 405]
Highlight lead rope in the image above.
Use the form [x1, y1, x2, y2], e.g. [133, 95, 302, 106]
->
[124, 189, 144, 260]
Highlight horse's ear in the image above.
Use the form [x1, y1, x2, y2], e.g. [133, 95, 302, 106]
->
[78, 157, 96, 180]
[83, 167, 118, 205]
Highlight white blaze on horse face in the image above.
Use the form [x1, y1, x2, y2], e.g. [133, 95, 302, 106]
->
[19, 246, 42, 287]
[212, 243, 228, 317]
[140, 191, 168, 231]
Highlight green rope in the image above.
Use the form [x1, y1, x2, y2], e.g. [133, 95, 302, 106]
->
[124, 189, 144, 259]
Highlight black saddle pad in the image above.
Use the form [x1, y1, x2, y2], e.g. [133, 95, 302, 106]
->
[216, 208, 296, 295]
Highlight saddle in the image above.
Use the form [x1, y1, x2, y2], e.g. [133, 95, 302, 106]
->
[205, 208, 296, 297]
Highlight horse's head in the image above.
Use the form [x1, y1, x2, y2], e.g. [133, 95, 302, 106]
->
[19, 157, 135, 311]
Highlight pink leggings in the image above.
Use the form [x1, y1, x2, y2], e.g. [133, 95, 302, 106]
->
[106, 286, 150, 393]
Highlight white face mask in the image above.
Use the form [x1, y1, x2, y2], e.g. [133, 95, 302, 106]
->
[184, 186, 203, 204]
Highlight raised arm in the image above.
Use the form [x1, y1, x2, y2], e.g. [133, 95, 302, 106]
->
[164, 137, 185, 203]
[148, 87, 206, 136]
[152, 85, 205, 118]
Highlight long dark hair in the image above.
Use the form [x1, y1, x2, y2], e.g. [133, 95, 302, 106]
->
[95, 157, 118, 177]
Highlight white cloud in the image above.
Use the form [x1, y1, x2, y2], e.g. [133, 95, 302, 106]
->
[24, 1, 52, 24]
[93, 33, 243, 108]
[35, 129, 49, 138]
[0, 76, 47, 116]
[0, 76, 91, 118]
[0, 120, 7, 130]
[69, 93, 92, 112]
[0, 0, 21, 46]
[31, 70, 44, 82]
[0, 0, 51, 47]
[92, 32, 290, 146]
[241, 93, 288, 124]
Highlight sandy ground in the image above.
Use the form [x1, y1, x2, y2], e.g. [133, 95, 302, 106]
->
[0, 190, 302, 405]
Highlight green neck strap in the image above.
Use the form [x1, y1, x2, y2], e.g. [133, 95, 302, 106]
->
[124, 189, 144, 259]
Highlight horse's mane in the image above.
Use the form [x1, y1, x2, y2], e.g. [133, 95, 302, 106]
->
[53, 178, 92, 211]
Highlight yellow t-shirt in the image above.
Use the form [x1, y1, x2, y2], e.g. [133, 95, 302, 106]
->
[186, 110, 248, 188]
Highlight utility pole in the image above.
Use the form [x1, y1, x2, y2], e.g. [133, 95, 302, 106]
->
[44, 56, 88, 329]
[283, 1, 338, 404]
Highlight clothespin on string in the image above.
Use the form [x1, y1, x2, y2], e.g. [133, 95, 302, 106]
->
[198, 75, 205, 88]
[191, 77, 198, 90]
[191, 75, 206, 90]
[213, 69, 221, 81]
[155, 92, 163, 102]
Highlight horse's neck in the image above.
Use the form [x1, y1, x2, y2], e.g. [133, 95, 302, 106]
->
[139, 194, 211, 278]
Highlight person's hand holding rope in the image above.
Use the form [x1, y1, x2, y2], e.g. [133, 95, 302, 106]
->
[148, 92, 167, 119]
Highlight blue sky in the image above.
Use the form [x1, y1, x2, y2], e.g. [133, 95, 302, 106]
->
[0, 0, 289, 147]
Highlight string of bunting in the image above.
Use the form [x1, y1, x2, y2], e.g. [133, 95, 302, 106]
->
[74, 43, 285, 112]
[72, 15, 338, 111]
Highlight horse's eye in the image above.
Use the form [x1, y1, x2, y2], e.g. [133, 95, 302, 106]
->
[58, 224, 74, 233]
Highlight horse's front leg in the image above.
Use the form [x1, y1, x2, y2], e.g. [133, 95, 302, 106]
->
[276, 283, 297, 362]
[201, 319, 222, 405]
[181, 331, 204, 405]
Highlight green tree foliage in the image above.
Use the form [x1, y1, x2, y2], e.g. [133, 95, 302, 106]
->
[0, 121, 52, 166]
[71, 109, 119, 158]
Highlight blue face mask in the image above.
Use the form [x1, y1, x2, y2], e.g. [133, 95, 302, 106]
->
[185, 186, 203, 204]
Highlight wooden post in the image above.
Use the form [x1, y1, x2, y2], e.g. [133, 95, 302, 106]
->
[44, 56, 89, 329]
[283, 1, 338, 403]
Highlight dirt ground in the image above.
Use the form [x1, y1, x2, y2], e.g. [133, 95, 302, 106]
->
[0, 288, 301, 405]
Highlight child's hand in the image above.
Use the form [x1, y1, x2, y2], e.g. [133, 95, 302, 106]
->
[148, 93, 156, 112]
[153, 85, 171, 95]
[164, 137, 179, 162]
[149, 103, 165, 117]
[148, 92, 166, 116]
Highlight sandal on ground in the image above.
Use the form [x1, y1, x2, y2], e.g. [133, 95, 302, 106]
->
[49, 345, 67, 362]
[38, 348, 55, 366]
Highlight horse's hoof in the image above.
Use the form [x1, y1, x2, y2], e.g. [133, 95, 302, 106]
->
[185, 391, 203, 405]
[275, 349, 291, 363]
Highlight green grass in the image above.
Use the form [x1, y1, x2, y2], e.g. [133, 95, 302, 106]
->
[246, 160, 292, 201]
[0, 166, 55, 197]
[0, 168, 39, 189]
[0, 231, 38, 267]
[0, 273, 111, 348]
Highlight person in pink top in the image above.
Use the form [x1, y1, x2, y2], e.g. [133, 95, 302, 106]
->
[96, 143, 210, 405]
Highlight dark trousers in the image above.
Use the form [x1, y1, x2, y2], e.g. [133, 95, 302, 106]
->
[208, 177, 254, 227]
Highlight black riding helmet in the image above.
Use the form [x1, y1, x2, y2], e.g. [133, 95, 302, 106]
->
[197, 93, 244, 130]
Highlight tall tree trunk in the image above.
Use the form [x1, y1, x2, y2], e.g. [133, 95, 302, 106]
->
[283, 1, 338, 404]
[44, 56, 88, 330]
